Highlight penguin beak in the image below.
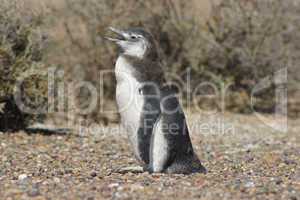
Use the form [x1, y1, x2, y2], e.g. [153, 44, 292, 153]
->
[105, 27, 127, 42]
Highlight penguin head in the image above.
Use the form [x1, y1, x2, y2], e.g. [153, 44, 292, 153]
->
[106, 27, 158, 60]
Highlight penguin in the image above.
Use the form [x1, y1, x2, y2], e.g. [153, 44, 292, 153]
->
[106, 27, 206, 174]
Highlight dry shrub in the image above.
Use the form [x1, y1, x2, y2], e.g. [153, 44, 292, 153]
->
[46, 0, 299, 122]
[0, 0, 48, 131]
[189, 0, 299, 113]
[1, 0, 298, 131]
[46, 0, 211, 124]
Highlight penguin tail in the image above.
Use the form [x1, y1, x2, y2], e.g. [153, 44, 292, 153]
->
[191, 154, 207, 174]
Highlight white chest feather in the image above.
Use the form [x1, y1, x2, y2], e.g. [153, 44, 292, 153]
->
[115, 56, 144, 157]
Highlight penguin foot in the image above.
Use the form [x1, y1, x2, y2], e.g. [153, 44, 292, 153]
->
[143, 165, 155, 174]
[115, 166, 144, 174]
[165, 162, 207, 174]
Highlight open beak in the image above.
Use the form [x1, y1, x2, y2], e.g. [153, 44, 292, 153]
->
[105, 27, 127, 42]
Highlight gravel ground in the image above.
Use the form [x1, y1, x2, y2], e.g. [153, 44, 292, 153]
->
[0, 113, 299, 200]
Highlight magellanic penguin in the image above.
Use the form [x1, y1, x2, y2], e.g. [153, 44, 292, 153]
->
[106, 27, 206, 174]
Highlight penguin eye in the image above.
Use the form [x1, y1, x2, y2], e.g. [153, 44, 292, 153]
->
[130, 35, 138, 40]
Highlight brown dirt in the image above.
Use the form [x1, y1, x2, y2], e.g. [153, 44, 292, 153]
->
[0, 113, 299, 200]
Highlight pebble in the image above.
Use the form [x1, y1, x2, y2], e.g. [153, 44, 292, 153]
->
[290, 196, 297, 200]
[65, 169, 73, 174]
[90, 171, 97, 178]
[2, 156, 7, 162]
[54, 177, 60, 183]
[108, 183, 119, 188]
[275, 178, 283, 185]
[244, 181, 255, 188]
[284, 159, 296, 165]
[42, 181, 48, 185]
[130, 184, 144, 190]
[27, 186, 40, 197]
[18, 174, 28, 181]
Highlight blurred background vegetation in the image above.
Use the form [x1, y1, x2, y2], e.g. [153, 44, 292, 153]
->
[0, 0, 299, 131]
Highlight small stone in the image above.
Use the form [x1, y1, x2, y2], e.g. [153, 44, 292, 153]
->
[108, 183, 119, 188]
[130, 184, 144, 190]
[42, 181, 48, 185]
[65, 169, 73, 174]
[275, 178, 283, 185]
[53, 177, 60, 183]
[90, 171, 97, 178]
[290, 196, 297, 200]
[27, 186, 40, 197]
[244, 181, 255, 188]
[18, 174, 28, 181]
[284, 159, 296, 165]
[2, 156, 7, 162]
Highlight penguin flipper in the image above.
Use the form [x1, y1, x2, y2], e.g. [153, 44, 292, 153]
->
[149, 87, 206, 174]
[136, 88, 161, 164]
